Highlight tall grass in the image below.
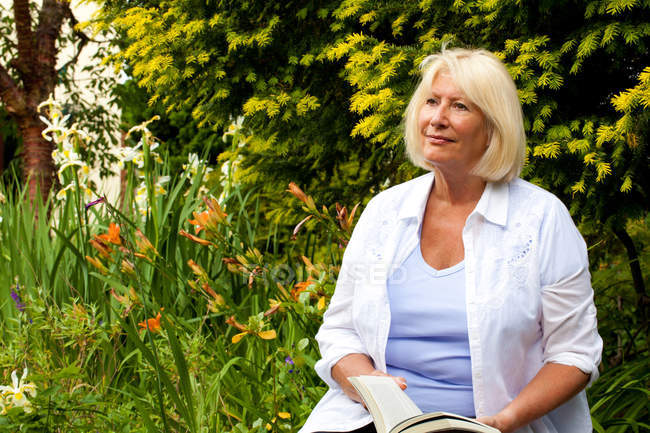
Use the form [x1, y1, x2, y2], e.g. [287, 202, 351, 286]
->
[0, 122, 344, 431]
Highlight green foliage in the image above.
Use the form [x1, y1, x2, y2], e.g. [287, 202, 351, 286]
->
[0, 1, 648, 431]
[112, 79, 225, 176]
[589, 357, 650, 433]
[0, 121, 358, 431]
[95, 0, 650, 237]
[1, 132, 649, 431]
[96, 0, 408, 208]
[1, 156, 649, 431]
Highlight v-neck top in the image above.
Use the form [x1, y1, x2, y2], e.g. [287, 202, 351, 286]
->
[385, 242, 475, 416]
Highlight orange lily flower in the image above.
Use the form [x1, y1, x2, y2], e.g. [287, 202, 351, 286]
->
[287, 182, 308, 203]
[287, 182, 317, 211]
[139, 309, 164, 333]
[111, 287, 139, 317]
[291, 276, 316, 301]
[334, 202, 360, 233]
[188, 210, 209, 234]
[135, 229, 158, 255]
[291, 275, 328, 310]
[90, 237, 113, 260]
[226, 315, 276, 343]
[98, 222, 121, 245]
[187, 259, 209, 279]
[203, 197, 228, 223]
[291, 215, 313, 240]
[187, 198, 228, 236]
[86, 255, 108, 274]
[179, 229, 214, 246]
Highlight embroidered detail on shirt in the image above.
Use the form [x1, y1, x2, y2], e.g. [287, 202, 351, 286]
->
[473, 230, 536, 310]
[507, 237, 533, 266]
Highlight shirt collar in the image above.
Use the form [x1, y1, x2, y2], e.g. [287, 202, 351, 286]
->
[397, 172, 434, 221]
[396, 172, 509, 227]
[474, 180, 509, 227]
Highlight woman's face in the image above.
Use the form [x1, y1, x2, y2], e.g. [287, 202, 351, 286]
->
[418, 72, 489, 174]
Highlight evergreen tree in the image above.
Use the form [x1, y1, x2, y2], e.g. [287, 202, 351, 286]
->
[99, 0, 650, 323]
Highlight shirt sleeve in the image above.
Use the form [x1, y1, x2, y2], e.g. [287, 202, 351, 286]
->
[313, 197, 377, 390]
[538, 197, 603, 387]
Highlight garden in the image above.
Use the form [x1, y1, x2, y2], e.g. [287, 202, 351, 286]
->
[0, 0, 648, 432]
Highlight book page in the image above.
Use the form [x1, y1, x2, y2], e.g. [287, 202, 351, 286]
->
[394, 412, 500, 433]
[350, 376, 423, 433]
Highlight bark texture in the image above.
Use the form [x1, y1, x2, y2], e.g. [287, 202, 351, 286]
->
[0, 134, 5, 174]
[0, 0, 72, 203]
[614, 227, 649, 330]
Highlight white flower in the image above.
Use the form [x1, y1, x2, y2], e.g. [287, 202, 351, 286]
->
[183, 153, 199, 173]
[222, 115, 245, 142]
[134, 176, 170, 215]
[37, 94, 61, 113]
[114, 140, 163, 170]
[113, 143, 144, 169]
[155, 176, 170, 195]
[63, 123, 91, 147]
[52, 147, 90, 184]
[217, 155, 243, 205]
[0, 368, 37, 413]
[55, 181, 93, 201]
[39, 112, 71, 142]
[182, 153, 213, 184]
[125, 115, 160, 140]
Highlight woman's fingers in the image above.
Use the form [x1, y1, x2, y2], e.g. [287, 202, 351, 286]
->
[393, 376, 407, 390]
[476, 416, 504, 432]
[368, 370, 408, 389]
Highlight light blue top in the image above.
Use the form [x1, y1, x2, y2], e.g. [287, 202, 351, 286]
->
[385, 243, 475, 417]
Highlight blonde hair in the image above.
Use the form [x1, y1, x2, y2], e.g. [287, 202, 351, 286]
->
[404, 48, 526, 182]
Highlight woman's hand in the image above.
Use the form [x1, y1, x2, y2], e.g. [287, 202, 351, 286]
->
[477, 363, 590, 433]
[476, 411, 513, 432]
[331, 353, 407, 405]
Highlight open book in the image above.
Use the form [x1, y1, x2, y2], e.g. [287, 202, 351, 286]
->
[348, 376, 500, 433]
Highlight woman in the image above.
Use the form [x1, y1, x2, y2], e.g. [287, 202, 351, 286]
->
[299, 48, 602, 433]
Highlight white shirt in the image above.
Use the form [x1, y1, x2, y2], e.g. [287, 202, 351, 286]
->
[299, 173, 602, 433]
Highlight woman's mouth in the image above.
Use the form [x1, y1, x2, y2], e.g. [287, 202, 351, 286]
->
[424, 134, 454, 144]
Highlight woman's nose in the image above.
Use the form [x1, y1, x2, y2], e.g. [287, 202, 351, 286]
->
[429, 105, 448, 126]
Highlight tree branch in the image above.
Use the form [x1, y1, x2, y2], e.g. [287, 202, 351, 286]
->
[13, 0, 35, 83]
[57, 7, 91, 75]
[613, 227, 649, 329]
[0, 62, 27, 118]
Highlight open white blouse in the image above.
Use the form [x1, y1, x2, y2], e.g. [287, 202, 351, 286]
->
[299, 173, 602, 433]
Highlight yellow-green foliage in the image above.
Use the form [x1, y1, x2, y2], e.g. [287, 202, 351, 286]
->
[98, 0, 650, 224]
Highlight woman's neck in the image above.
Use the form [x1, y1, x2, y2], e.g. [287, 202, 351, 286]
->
[430, 168, 486, 207]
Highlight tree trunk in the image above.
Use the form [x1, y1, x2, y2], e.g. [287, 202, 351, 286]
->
[613, 227, 649, 329]
[0, 133, 4, 175]
[0, 0, 73, 204]
[20, 119, 54, 205]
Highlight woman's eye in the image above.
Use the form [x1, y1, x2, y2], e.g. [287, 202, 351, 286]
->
[426, 98, 438, 105]
[454, 102, 468, 110]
